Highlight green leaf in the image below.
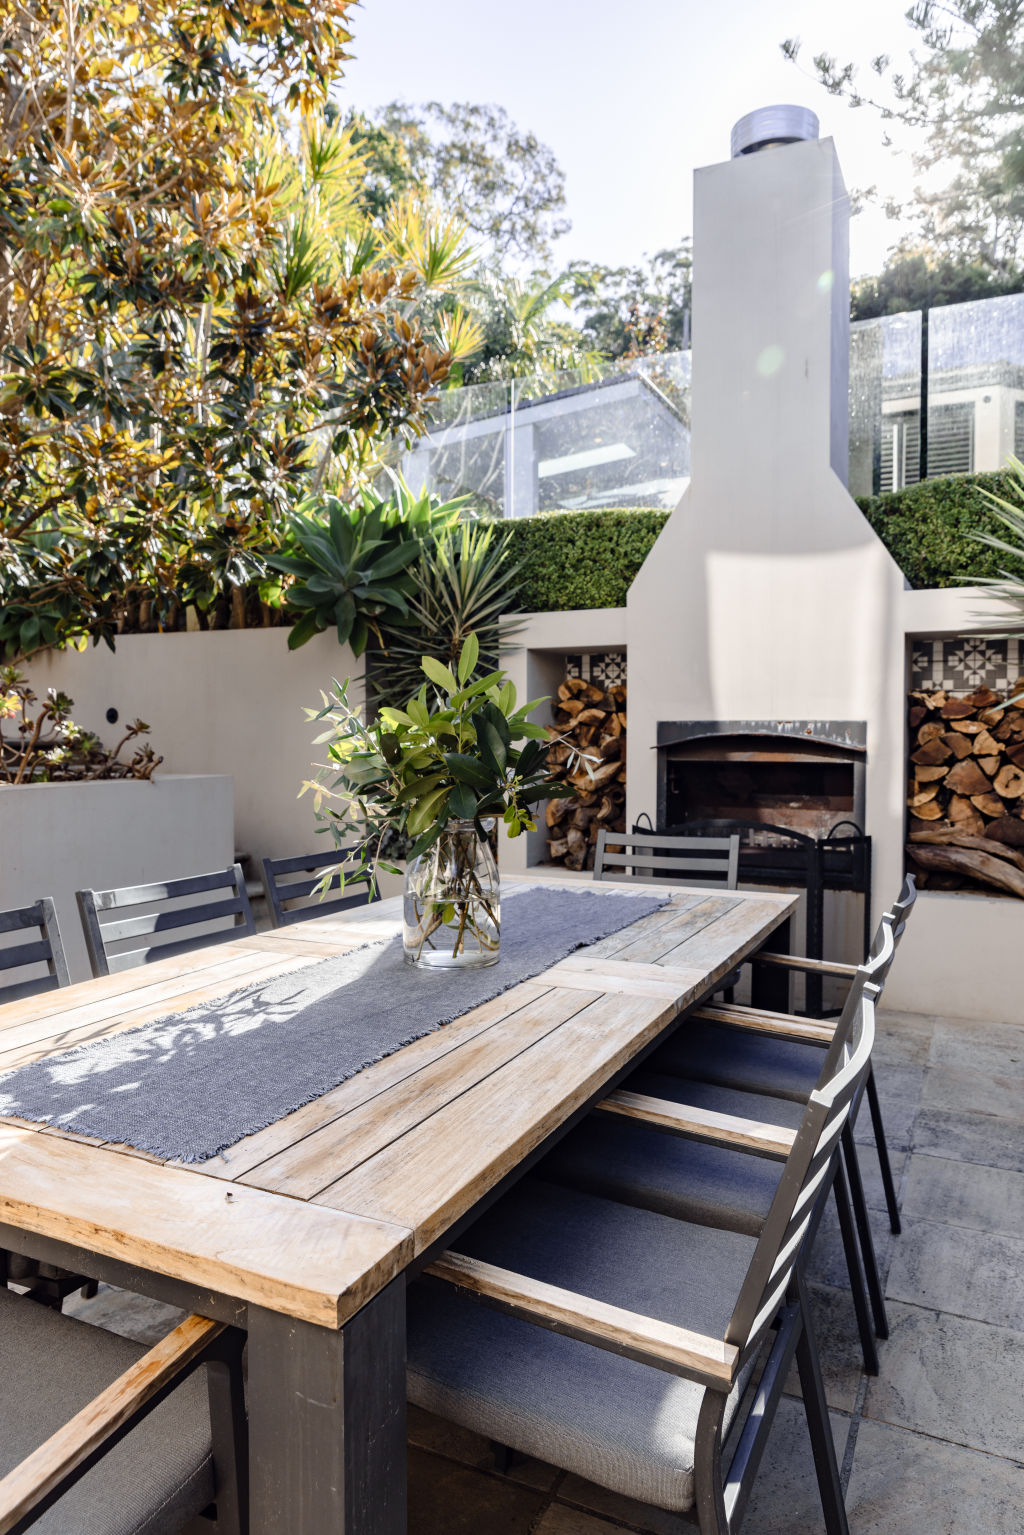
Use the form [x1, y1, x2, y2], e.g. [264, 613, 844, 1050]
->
[443, 752, 495, 790]
[422, 655, 458, 693]
[449, 782, 477, 819]
[457, 631, 480, 684]
[406, 784, 449, 837]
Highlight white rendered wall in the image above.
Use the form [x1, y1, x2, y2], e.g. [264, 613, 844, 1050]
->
[0, 775, 234, 982]
[23, 629, 361, 862]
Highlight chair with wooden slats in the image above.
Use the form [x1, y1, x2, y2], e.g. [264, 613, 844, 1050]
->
[260, 846, 378, 929]
[76, 866, 256, 978]
[652, 876, 917, 1252]
[408, 951, 883, 1534]
[0, 1296, 247, 1535]
[0, 900, 70, 1005]
[543, 916, 901, 1380]
[594, 830, 740, 889]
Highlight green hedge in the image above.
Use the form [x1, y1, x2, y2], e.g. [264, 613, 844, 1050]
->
[857, 471, 1024, 589]
[505, 508, 669, 612]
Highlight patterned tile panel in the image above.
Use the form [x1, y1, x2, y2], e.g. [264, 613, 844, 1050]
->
[564, 651, 627, 687]
[910, 636, 1022, 694]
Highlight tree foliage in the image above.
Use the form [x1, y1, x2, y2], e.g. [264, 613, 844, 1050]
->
[783, 3, 1024, 272]
[568, 244, 692, 360]
[851, 248, 1024, 318]
[346, 101, 570, 268]
[0, 0, 479, 658]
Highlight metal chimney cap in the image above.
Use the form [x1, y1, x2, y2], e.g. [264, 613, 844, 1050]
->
[730, 105, 819, 159]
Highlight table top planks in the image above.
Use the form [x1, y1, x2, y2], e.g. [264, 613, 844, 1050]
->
[0, 874, 795, 1327]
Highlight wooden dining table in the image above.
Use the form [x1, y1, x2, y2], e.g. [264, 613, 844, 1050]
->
[0, 873, 796, 1534]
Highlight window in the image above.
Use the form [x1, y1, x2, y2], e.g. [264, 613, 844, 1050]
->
[927, 401, 974, 477]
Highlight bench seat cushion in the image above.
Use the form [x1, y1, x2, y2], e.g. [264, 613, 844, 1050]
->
[0, 1287, 213, 1535]
[542, 1073, 803, 1235]
[650, 1018, 825, 1102]
[407, 1179, 758, 1512]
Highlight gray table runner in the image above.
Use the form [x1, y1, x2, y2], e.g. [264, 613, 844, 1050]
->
[0, 886, 668, 1163]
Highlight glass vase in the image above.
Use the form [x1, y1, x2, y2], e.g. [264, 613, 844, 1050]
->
[403, 819, 500, 968]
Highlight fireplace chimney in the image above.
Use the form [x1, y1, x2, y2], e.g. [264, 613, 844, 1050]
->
[625, 112, 905, 842]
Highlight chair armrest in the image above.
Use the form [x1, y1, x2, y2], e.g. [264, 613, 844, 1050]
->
[752, 952, 858, 980]
[597, 1089, 796, 1160]
[425, 1250, 738, 1389]
[693, 1002, 835, 1045]
[0, 1314, 223, 1535]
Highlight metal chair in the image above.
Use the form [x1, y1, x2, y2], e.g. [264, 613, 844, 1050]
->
[76, 866, 255, 978]
[408, 956, 883, 1534]
[594, 830, 740, 888]
[0, 900, 70, 1005]
[259, 846, 378, 928]
[544, 909, 903, 1378]
[0, 1291, 247, 1534]
[663, 877, 917, 1243]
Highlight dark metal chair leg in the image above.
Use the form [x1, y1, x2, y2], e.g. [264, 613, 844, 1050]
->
[842, 1124, 889, 1340]
[865, 1064, 901, 1235]
[794, 1268, 850, 1535]
[205, 1329, 249, 1535]
[832, 1158, 879, 1375]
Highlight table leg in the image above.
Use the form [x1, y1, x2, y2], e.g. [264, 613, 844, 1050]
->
[750, 917, 792, 1013]
[247, 1276, 407, 1534]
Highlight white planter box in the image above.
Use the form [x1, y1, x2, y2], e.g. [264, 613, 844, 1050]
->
[0, 774, 234, 983]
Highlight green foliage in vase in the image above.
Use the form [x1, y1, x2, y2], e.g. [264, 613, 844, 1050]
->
[302, 634, 579, 890]
[269, 484, 464, 653]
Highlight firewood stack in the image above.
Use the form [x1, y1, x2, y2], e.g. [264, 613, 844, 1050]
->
[907, 684, 1024, 897]
[545, 678, 627, 870]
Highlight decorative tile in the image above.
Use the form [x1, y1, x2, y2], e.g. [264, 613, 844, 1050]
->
[564, 652, 627, 686]
[910, 635, 1021, 693]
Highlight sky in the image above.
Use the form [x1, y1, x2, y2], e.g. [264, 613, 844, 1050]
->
[339, 0, 924, 281]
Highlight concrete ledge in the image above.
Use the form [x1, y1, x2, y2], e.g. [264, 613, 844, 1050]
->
[884, 888, 1024, 1023]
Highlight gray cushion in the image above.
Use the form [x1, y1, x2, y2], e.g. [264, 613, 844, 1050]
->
[650, 1018, 825, 1102]
[542, 1070, 805, 1235]
[407, 1180, 758, 1512]
[0, 1287, 214, 1535]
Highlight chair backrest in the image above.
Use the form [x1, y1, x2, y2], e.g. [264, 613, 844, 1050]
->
[593, 830, 740, 889]
[0, 899, 70, 1004]
[725, 920, 895, 1356]
[76, 865, 256, 977]
[260, 846, 378, 928]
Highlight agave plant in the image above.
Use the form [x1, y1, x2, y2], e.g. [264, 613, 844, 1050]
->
[971, 459, 1024, 700]
[270, 485, 464, 653]
[370, 518, 523, 705]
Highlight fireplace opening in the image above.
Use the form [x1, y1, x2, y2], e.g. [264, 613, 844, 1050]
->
[657, 721, 865, 837]
[652, 722, 871, 1013]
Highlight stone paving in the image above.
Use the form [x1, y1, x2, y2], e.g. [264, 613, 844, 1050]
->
[66, 1006, 1024, 1533]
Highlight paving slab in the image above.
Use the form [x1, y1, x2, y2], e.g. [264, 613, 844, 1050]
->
[886, 1216, 1024, 1330]
[64, 1282, 185, 1345]
[863, 1301, 1024, 1461]
[844, 1418, 1024, 1535]
[911, 1106, 1024, 1173]
[783, 1282, 868, 1412]
[555, 1474, 686, 1534]
[873, 1011, 937, 1068]
[921, 1062, 1024, 1122]
[407, 1405, 561, 1491]
[852, 1064, 926, 1153]
[845, 1139, 907, 1218]
[739, 1397, 851, 1534]
[901, 1153, 1024, 1238]
[535, 1507, 624, 1534]
[927, 1015, 1024, 1077]
[804, 1209, 894, 1295]
[407, 1446, 549, 1535]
